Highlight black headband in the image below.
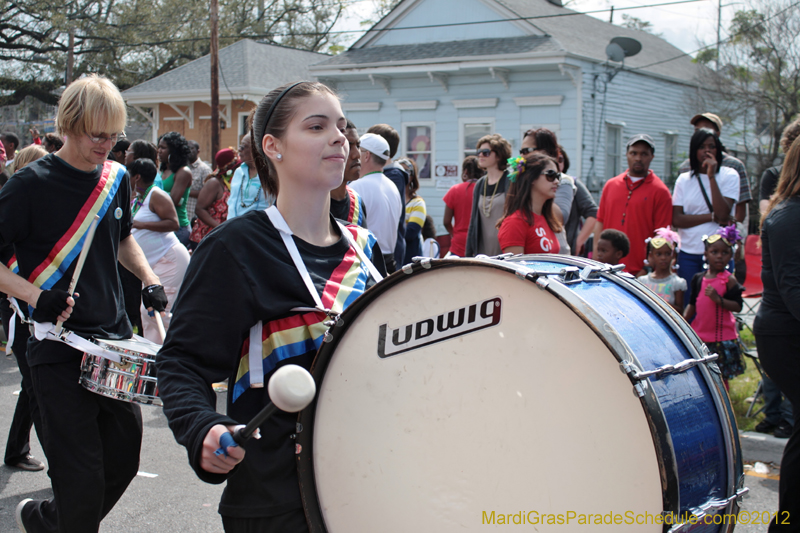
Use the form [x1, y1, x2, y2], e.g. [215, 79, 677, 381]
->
[253, 81, 305, 157]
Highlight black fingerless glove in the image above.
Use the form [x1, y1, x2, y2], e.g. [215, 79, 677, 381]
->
[32, 289, 71, 323]
[142, 284, 168, 312]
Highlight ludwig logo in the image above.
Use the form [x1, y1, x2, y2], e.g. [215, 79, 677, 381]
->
[377, 297, 502, 358]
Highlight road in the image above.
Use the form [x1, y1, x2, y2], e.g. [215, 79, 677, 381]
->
[0, 346, 781, 532]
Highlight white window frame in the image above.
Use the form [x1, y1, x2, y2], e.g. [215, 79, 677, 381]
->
[458, 117, 496, 166]
[238, 112, 251, 139]
[401, 121, 436, 182]
[605, 124, 623, 180]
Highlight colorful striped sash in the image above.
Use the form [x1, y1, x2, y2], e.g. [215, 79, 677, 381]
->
[231, 225, 376, 401]
[27, 160, 126, 290]
[346, 186, 364, 226]
[8, 255, 18, 274]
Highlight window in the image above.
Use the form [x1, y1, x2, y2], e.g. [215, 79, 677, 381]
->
[402, 122, 435, 180]
[459, 119, 495, 163]
[606, 125, 623, 179]
[664, 133, 679, 188]
[239, 112, 250, 138]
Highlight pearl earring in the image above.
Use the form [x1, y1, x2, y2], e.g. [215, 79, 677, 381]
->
[276, 154, 282, 160]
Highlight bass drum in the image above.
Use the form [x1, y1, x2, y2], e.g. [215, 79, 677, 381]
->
[297, 256, 745, 532]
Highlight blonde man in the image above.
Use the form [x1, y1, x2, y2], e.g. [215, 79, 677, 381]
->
[0, 74, 167, 533]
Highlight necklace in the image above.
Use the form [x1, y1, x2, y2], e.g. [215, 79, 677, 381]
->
[239, 168, 262, 209]
[481, 173, 502, 217]
[132, 184, 155, 217]
[620, 173, 646, 226]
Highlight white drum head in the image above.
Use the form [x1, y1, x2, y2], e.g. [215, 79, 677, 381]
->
[310, 264, 662, 531]
[95, 335, 160, 356]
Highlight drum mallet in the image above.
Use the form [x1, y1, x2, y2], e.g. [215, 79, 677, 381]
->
[215, 364, 316, 457]
[154, 312, 167, 343]
[54, 215, 101, 336]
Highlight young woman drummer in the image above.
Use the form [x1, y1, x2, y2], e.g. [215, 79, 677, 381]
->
[156, 81, 386, 533]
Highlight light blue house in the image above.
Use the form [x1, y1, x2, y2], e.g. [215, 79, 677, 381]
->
[310, 0, 742, 232]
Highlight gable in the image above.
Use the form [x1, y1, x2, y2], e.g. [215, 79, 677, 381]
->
[364, 0, 536, 48]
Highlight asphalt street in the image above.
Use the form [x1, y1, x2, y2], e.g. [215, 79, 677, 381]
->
[0, 344, 782, 532]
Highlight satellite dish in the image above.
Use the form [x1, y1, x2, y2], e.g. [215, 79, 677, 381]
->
[606, 43, 626, 63]
[610, 36, 642, 58]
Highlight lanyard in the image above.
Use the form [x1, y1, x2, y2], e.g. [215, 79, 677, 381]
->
[246, 205, 382, 387]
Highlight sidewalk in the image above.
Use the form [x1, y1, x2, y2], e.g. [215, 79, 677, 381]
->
[740, 431, 787, 465]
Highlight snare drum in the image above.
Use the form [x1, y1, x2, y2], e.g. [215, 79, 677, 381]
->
[79, 336, 161, 406]
[297, 256, 745, 532]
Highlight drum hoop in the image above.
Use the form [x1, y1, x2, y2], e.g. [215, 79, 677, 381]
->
[518, 254, 744, 522]
[93, 336, 160, 357]
[297, 257, 681, 530]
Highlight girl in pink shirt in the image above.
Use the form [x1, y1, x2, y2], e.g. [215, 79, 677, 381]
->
[497, 153, 563, 255]
[683, 226, 745, 389]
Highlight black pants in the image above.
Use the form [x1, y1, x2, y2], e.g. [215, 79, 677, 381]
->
[222, 508, 308, 533]
[756, 334, 800, 532]
[382, 253, 397, 274]
[1, 299, 40, 465]
[21, 347, 143, 533]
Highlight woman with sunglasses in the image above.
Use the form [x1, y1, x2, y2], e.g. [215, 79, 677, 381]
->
[497, 153, 563, 254]
[465, 134, 512, 256]
[521, 128, 597, 255]
[398, 157, 426, 264]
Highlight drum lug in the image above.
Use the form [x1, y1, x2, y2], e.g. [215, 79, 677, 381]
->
[621, 353, 720, 381]
[533, 275, 550, 289]
[558, 266, 581, 284]
[666, 488, 750, 533]
[579, 265, 603, 282]
[402, 263, 414, 274]
[632, 381, 648, 398]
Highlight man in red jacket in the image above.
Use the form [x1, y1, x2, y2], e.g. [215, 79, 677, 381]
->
[593, 134, 673, 274]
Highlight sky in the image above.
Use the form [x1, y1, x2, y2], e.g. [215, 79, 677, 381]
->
[329, 0, 745, 56]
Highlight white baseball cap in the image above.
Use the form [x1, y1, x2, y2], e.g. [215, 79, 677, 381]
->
[359, 133, 390, 159]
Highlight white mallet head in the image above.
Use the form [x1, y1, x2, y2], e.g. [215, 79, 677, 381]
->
[268, 364, 316, 412]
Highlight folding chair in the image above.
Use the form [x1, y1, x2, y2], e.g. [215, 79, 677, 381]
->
[736, 234, 763, 337]
[736, 234, 766, 417]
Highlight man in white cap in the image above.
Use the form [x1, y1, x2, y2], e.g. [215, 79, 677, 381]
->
[349, 133, 403, 272]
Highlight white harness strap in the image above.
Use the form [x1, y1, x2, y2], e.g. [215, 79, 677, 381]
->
[33, 321, 123, 363]
[245, 206, 383, 388]
[6, 297, 28, 349]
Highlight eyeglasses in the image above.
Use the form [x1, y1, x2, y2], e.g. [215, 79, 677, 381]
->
[86, 132, 125, 144]
[542, 169, 560, 182]
[476, 149, 493, 157]
[519, 147, 536, 155]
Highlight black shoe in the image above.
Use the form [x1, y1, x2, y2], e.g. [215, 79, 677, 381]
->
[15, 498, 32, 532]
[7, 455, 45, 471]
[774, 422, 794, 439]
[755, 419, 778, 434]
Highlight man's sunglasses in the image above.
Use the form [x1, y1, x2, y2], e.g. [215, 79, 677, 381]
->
[476, 149, 493, 157]
[519, 147, 536, 155]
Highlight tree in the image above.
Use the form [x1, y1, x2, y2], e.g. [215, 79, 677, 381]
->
[621, 14, 660, 36]
[696, 0, 800, 175]
[0, 0, 348, 106]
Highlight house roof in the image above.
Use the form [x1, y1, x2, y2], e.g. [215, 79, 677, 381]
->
[318, 35, 562, 67]
[123, 39, 327, 103]
[495, 0, 701, 81]
[313, 0, 703, 84]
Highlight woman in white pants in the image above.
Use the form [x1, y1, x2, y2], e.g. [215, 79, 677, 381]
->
[130, 158, 190, 342]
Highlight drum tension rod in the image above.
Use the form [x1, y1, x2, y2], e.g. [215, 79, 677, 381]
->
[620, 353, 719, 381]
[666, 488, 750, 533]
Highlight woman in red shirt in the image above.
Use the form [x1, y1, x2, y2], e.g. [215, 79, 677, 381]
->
[497, 153, 563, 254]
[442, 155, 481, 256]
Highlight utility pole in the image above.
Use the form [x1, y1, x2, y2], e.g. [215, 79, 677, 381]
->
[716, 0, 721, 70]
[609, 6, 614, 23]
[66, 27, 75, 85]
[210, 0, 220, 168]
